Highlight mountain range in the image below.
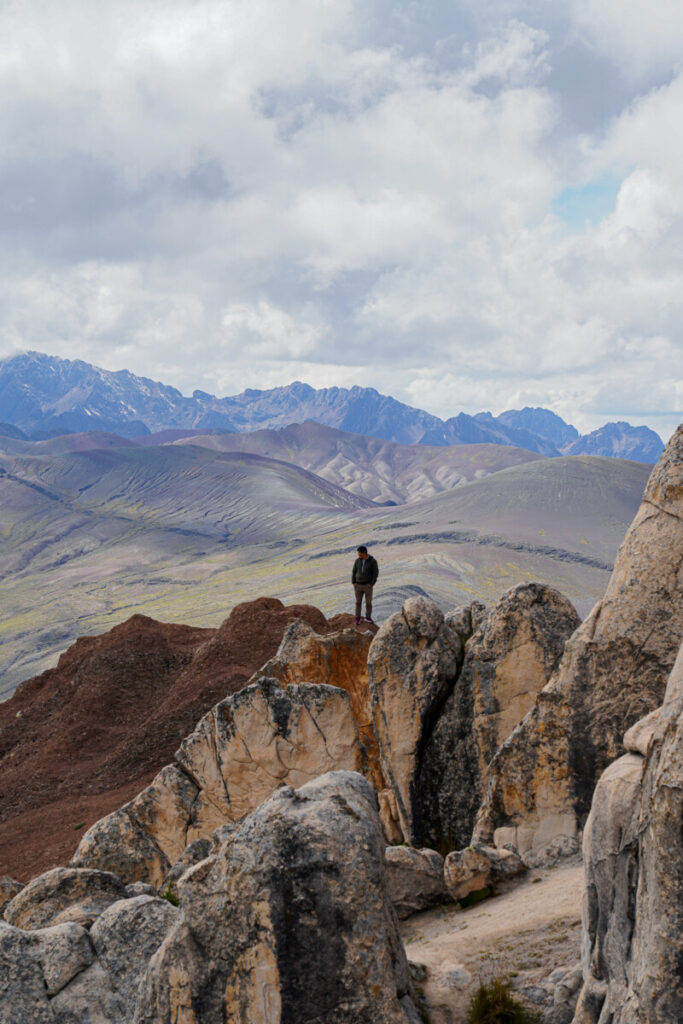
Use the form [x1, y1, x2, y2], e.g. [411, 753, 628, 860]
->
[0, 351, 665, 462]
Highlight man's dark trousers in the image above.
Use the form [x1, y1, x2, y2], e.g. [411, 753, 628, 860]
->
[354, 584, 373, 619]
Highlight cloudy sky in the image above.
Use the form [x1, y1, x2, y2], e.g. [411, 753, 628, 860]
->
[1, 0, 682, 438]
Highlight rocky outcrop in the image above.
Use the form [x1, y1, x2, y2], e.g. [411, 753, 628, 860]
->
[0, 894, 178, 1023]
[137, 771, 420, 1024]
[415, 584, 578, 851]
[475, 427, 683, 858]
[258, 617, 382, 787]
[443, 843, 525, 903]
[3, 868, 128, 931]
[368, 597, 463, 845]
[384, 846, 449, 919]
[0, 772, 419, 1024]
[572, 644, 683, 1024]
[71, 677, 363, 885]
[0, 877, 23, 918]
[0, 596, 352, 883]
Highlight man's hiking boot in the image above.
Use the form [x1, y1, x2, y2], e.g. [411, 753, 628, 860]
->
[364, 617, 374, 624]
[355, 617, 361, 625]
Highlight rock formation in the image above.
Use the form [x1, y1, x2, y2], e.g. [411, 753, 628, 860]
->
[572, 643, 683, 1024]
[0, 596, 354, 881]
[475, 426, 683, 859]
[384, 846, 449, 919]
[368, 597, 463, 846]
[0, 772, 420, 1024]
[71, 677, 364, 885]
[257, 617, 382, 786]
[369, 586, 578, 851]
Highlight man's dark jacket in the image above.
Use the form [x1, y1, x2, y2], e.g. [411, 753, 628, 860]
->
[352, 555, 379, 586]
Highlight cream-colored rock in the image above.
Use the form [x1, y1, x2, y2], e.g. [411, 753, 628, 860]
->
[258, 618, 382, 787]
[476, 427, 683, 858]
[573, 644, 683, 1023]
[443, 844, 525, 903]
[385, 846, 449, 919]
[135, 771, 420, 1024]
[368, 597, 462, 845]
[418, 583, 579, 853]
[72, 677, 363, 885]
[379, 788, 404, 845]
[3, 868, 127, 931]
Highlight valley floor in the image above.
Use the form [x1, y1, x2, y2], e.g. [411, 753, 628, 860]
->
[402, 857, 584, 1023]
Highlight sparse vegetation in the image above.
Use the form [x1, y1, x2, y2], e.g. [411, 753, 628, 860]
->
[466, 979, 539, 1023]
[160, 882, 179, 906]
[73, 821, 85, 830]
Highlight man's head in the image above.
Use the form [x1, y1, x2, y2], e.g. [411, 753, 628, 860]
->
[357, 545, 368, 559]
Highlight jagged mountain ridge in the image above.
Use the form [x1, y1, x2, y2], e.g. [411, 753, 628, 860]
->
[0, 350, 665, 461]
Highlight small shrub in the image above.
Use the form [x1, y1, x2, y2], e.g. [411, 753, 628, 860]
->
[160, 883, 179, 907]
[73, 822, 85, 830]
[466, 979, 539, 1024]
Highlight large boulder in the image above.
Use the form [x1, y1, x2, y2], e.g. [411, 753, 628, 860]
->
[72, 678, 363, 885]
[475, 427, 683, 858]
[384, 846, 449, 919]
[258, 618, 382, 787]
[367, 597, 463, 845]
[415, 584, 578, 850]
[0, 895, 178, 1024]
[573, 643, 683, 1024]
[3, 868, 127, 931]
[135, 771, 420, 1024]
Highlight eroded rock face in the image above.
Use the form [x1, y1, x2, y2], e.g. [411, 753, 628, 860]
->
[384, 846, 449, 919]
[258, 618, 382, 787]
[3, 868, 127, 931]
[416, 584, 578, 851]
[573, 644, 683, 1024]
[0, 878, 23, 918]
[72, 677, 363, 885]
[476, 427, 683, 857]
[136, 771, 420, 1024]
[368, 597, 462, 845]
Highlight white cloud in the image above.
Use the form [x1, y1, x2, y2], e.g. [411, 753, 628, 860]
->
[0, 0, 680, 441]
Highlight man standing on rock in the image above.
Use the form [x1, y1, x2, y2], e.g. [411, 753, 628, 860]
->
[352, 545, 379, 625]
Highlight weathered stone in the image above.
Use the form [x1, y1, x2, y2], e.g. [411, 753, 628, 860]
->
[90, 895, 177, 1019]
[417, 583, 578, 851]
[384, 846, 449, 919]
[258, 618, 382, 787]
[32, 920, 94, 996]
[72, 677, 363, 885]
[378, 788, 404, 844]
[0, 877, 23, 918]
[135, 771, 419, 1024]
[160, 837, 211, 893]
[444, 601, 487, 642]
[126, 882, 157, 898]
[368, 597, 462, 844]
[3, 868, 127, 931]
[476, 428, 683, 857]
[50, 961, 123, 1023]
[0, 921, 55, 1024]
[573, 643, 683, 1024]
[443, 843, 524, 903]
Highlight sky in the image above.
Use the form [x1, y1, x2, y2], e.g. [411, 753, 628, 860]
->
[0, 1, 682, 439]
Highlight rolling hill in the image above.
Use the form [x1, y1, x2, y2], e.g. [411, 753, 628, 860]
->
[0, 431, 652, 696]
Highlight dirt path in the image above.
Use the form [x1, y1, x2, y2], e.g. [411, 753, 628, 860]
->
[401, 857, 584, 1023]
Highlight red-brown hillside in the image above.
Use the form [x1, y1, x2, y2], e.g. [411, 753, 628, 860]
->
[0, 597, 367, 882]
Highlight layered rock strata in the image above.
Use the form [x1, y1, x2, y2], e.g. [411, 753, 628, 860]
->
[71, 677, 363, 885]
[475, 426, 683, 858]
[573, 643, 683, 1024]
